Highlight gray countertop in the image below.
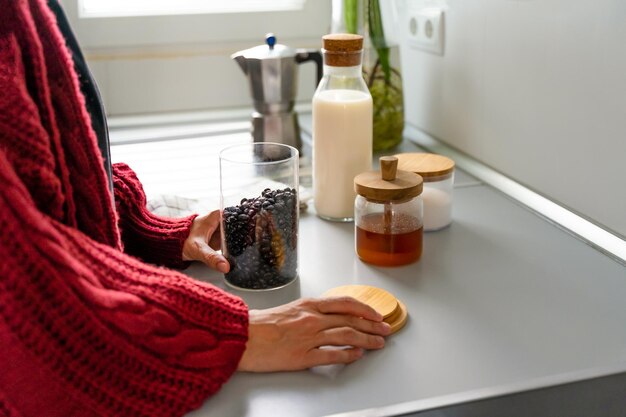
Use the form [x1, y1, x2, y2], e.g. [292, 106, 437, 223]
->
[184, 147, 626, 417]
[110, 114, 626, 417]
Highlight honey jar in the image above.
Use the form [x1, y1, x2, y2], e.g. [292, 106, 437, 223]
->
[354, 156, 424, 266]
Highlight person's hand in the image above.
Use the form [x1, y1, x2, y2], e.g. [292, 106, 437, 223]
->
[182, 210, 230, 273]
[237, 297, 392, 372]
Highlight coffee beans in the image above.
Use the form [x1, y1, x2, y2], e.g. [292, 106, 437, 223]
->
[223, 188, 298, 289]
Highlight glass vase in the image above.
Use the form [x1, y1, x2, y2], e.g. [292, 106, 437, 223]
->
[331, 0, 405, 152]
[363, 44, 404, 151]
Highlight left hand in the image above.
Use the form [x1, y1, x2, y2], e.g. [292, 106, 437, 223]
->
[182, 210, 230, 273]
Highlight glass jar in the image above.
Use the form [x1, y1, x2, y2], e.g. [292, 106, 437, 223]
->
[219, 143, 299, 290]
[313, 33, 373, 222]
[395, 153, 455, 231]
[354, 156, 424, 266]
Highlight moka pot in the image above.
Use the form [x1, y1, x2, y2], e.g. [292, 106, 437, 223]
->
[232, 34, 322, 151]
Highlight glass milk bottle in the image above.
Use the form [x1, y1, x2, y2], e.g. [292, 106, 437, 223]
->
[313, 34, 373, 222]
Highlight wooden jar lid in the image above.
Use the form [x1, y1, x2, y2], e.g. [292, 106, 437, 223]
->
[322, 34, 363, 67]
[322, 285, 408, 334]
[323, 285, 398, 318]
[386, 300, 408, 334]
[354, 156, 423, 202]
[394, 153, 455, 180]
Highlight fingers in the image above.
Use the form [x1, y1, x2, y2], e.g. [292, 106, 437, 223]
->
[200, 210, 222, 248]
[300, 325, 386, 369]
[208, 228, 222, 250]
[192, 239, 230, 273]
[305, 347, 365, 368]
[316, 296, 383, 322]
[317, 327, 386, 350]
[321, 314, 392, 336]
[183, 210, 230, 271]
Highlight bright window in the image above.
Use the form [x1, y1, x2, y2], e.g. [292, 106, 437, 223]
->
[60, 0, 330, 49]
[79, 0, 308, 18]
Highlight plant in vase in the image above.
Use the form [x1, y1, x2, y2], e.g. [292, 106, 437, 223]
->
[343, 0, 404, 151]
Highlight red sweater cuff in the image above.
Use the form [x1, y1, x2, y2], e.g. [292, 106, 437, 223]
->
[112, 163, 196, 268]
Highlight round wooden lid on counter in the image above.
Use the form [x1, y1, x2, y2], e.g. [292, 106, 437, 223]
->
[394, 153, 455, 181]
[322, 285, 408, 334]
[354, 156, 423, 203]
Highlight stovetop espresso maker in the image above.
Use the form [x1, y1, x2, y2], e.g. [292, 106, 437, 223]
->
[232, 34, 322, 151]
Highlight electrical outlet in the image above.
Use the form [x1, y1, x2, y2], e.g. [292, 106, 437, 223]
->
[407, 8, 444, 55]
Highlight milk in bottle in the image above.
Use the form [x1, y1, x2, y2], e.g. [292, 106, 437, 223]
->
[312, 34, 373, 221]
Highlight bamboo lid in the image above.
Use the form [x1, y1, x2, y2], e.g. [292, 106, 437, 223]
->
[354, 156, 423, 202]
[322, 34, 363, 67]
[323, 285, 398, 318]
[394, 153, 455, 180]
[322, 285, 408, 334]
[386, 300, 408, 334]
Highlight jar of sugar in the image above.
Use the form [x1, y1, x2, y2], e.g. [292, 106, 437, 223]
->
[394, 153, 455, 231]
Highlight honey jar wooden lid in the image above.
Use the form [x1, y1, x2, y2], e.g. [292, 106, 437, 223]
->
[354, 156, 423, 202]
[394, 153, 455, 180]
[322, 285, 408, 334]
[322, 34, 363, 67]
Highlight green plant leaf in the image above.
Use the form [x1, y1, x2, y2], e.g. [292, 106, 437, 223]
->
[367, 0, 391, 83]
[344, 0, 359, 34]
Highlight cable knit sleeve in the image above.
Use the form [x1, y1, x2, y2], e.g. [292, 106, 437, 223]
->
[0, 150, 248, 417]
[112, 162, 197, 269]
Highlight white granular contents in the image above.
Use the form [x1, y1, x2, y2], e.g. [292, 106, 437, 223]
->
[422, 187, 452, 231]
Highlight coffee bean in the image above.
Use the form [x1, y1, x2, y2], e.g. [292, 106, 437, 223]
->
[223, 187, 298, 289]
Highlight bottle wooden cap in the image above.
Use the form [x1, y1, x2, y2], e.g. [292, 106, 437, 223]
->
[322, 285, 408, 334]
[322, 34, 363, 52]
[322, 34, 363, 67]
[354, 156, 423, 202]
[394, 153, 455, 181]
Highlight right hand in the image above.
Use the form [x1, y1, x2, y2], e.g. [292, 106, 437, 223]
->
[237, 297, 391, 372]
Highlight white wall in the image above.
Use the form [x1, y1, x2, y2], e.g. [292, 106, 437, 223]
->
[85, 43, 320, 115]
[396, 0, 626, 238]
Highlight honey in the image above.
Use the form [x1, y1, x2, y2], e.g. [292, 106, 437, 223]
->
[354, 156, 424, 267]
[356, 213, 423, 266]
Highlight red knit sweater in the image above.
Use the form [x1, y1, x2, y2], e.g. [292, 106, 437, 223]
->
[0, 1, 249, 416]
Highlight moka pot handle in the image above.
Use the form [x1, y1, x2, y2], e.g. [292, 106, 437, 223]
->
[295, 49, 323, 89]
